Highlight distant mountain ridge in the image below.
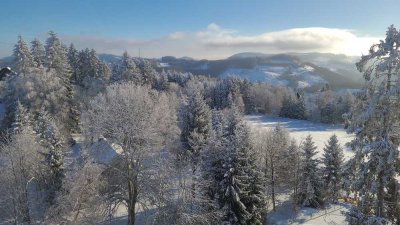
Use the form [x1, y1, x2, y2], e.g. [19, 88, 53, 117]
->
[158, 52, 363, 91]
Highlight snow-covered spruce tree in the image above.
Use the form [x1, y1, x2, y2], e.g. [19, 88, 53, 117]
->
[180, 88, 211, 197]
[111, 51, 141, 83]
[67, 43, 79, 84]
[294, 96, 307, 120]
[34, 108, 65, 205]
[30, 38, 46, 68]
[279, 95, 294, 118]
[220, 106, 266, 225]
[201, 110, 228, 204]
[13, 35, 35, 74]
[345, 25, 400, 225]
[45, 31, 79, 134]
[320, 102, 336, 124]
[76, 48, 110, 86]
[322, 134, 344, 203]
[11, 100, 32, 134]
[45, 31, 71, 78]
[297, 135, 323, 208]
[139, 60, 158, 87]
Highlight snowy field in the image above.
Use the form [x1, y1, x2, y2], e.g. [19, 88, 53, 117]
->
[245, 115, 354, 225]
[245, 114, 355, 159]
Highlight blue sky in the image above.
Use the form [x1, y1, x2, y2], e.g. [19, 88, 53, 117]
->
[0, 0, 398, 59]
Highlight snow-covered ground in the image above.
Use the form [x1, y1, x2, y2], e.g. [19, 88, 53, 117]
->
[245, 115, 354, 159]
[246, 115, 354, 225]
[268, 199, 350, 225]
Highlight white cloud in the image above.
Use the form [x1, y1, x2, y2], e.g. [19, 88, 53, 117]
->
[58, 23, 380, 59]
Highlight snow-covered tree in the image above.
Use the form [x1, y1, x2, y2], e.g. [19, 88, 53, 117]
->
[297, 135, 323, 208]
[81, 83, 177, 225]
[220, 106, 266, 224]
[345, 25, 400, 225]
[13, 35, 34, 74]
[3, 68, 70, 132]
[44, 159, 107, 225]
[34, 108, 65, 204]
[322, 134, 344, 203]
[201, 110, 227, 204]
[30, 38, 46, 68]
[0, 126, 45, 223]
[139, 60, 158, 87]
[11, 100, 32, 134]
[257, 125, 289, 211]
[180, 88, 211, 197]
[76, 48, 110, 85]
[45, 31, 79, 134]
[45, 31, 71, 78]
[67, 43, 79, 83]
[111, 51, 141, 83]
[283, 139, 301, 203]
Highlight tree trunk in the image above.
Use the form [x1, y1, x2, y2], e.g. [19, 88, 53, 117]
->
[127, 161, 138, 225]
[376, 173, 385, 218]
[127, 177, 138, 225]
[22, 188, 31, 223]
[191, 164, 197, 199]
[270, 158, 276, 211]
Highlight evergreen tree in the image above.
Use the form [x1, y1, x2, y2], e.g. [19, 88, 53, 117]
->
[30, 38, 46, 68]
[180, 89, 211, 199]
[293, 97, 307, 120]
[45, 31, 72, 80]
[220, 106, 266, 225]
[11, 100, 32, 134]
[345, 25, 400, 225]
[280, 95, 307, 120]
[322, 134, 344, 203]
[201, 110, 227, 203]
[34, 108, 65, 204]
[13, 35, 34, 74]
[67, 43, 79, 83]
[45, 31, 79, 133]
[279, 95, 294, 118]
[76, 48, 110, 86]
[180, 89, 212, 166]
[140, 60, 158, 87]
[297, 135, 323, 208]
[111, 51, 141, 83]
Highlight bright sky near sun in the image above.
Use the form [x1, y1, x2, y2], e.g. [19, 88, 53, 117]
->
[0, 0, 399, 59]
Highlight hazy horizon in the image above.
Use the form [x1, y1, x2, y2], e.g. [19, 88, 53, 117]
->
[2, 0, 398, 59]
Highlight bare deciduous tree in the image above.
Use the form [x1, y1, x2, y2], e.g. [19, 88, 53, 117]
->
[81, 83, 178, 225]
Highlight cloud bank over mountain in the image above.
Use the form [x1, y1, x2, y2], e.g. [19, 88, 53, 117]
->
[2, 23, 381, 59]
